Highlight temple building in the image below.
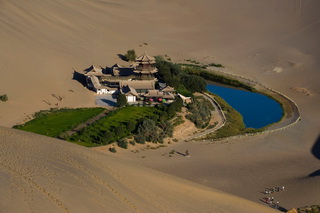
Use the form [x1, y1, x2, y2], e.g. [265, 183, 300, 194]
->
[85, 52, 176, 103]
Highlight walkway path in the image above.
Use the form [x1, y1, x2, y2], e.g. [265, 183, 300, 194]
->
[59, 109, 110, 139]
[182, 92, 226, 141]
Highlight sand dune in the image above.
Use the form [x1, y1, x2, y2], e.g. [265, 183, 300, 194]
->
[0, 127, 275, 213]
[1, 0, 320, 212]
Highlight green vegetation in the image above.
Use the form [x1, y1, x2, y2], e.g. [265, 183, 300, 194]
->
[186, 97, 212, 128]
[0, 94, 8, 102]
[117, 138, 128, 149]
[13, 108, 105, 137]
[297, 205, 320, 213]
[182, 59, 224, 69]
[208, 63, 224, 68]
[109, 147, 117, 153]
[184, 66, 256, 92]
[185, 59, 201, 64]
[67, 106, 158, 146]
[155, 56, 207, 96]
[125, 49, 137, 62]
[117, 93, 127, 107]
[134, 99, 182, 144]
[181, 75, 206, 93]
[172, 115, 185, 127]
[156, 56, 253, 96]
[66, 101, 182, 147]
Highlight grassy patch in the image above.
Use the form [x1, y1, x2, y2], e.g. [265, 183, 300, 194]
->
[13, 108, 105, 137]
[67, 106, 160, 146]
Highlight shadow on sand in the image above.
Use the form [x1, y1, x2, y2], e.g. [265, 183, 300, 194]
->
[117, 54, 128, 62]
[311, 134, 320, 160]
[175, 151, 186, 156]
[308, 169, 320, 177]
[309, 134, 320, 177]
[72, 70, 87, 87]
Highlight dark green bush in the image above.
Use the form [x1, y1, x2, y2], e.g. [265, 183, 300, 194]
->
[109, 147, 117, 153]
[117, 138, 128, 149]
[0, 94, 8, 102]
[134, 134, 146, 144]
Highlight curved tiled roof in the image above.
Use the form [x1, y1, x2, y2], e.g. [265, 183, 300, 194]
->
[135, 51, 156, 64]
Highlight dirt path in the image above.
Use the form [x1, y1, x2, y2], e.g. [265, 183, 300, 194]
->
[59, 109, 110, 139]
[169, 93, 226, 142]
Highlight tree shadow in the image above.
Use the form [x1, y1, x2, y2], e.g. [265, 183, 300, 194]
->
[72, 70, 87, 87]
[175, 151, 186, 156]
[311, 134, 320, 160]
[117, 54, 128, 62]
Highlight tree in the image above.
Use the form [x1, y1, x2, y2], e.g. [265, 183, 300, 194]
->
[126, 121, 136, 133]
[137, 119, 157, 139]
[166, 97, 183, 118]
[159, 111, 168, 123]
[125, 49, 136, 62]
[181, 75, 206, 93]
[115, 125, 126, 139]
[117, 94, 127, 107]
[101, 131, 115, 144]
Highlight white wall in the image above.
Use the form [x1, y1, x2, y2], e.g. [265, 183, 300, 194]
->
[126, 95, 136, 102]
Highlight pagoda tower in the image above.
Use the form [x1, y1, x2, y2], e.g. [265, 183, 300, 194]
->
[134, 51, 158, 77]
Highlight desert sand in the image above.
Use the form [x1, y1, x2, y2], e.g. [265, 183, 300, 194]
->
[0, 0, 319, 212]
[1, 126, 277, 213]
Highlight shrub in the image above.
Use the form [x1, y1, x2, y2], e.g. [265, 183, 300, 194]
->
[134, 134, 146, 144]
[109, 147, 117, 153]
[129, 140, 136, 146]
[208, 63, 224, 68]
[117, 138, 128, 149]
[0, 94, 8, 102]
[186, 98, 212, 128]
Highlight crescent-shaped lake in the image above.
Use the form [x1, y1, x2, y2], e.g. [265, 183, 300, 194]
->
[207, 84, 283, 129]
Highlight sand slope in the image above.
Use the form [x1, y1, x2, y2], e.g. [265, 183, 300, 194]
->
[0, 127, 275, 213]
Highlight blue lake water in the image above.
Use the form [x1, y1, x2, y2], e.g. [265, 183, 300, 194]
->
[207, 84, 283, 128]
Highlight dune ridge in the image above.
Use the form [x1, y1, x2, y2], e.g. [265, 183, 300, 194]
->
[0, 127, 275, 213]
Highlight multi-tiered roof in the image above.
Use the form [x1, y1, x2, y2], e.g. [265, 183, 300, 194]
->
[134, 51, 158, 75]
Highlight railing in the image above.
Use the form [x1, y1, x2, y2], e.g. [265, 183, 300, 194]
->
[194, 68, 302, 142]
